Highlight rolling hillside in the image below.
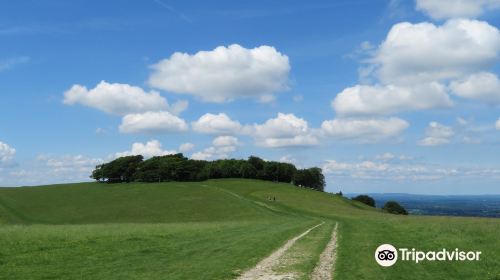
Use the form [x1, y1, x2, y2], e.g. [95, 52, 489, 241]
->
[0, 179, 499, 279]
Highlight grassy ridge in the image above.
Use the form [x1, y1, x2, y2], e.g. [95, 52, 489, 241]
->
[1, 179, 500, 279]
[0, 182, 279, 224]
[0, 181, 316, 279]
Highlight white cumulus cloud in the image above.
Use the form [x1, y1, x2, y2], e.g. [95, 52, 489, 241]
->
[496, 118, 500, 130]
[191, 136, 239, 160]
[332, 19, 500, 117]
[213, 136, 239, 147]
[148, 44, 290, 103]
[63, 81, 188, 116]
[374, 19, 500, 86]
[116, 140, 176, 158]
[178, 142, 195, 153]
[191, 113, 242, 135]
[332, 82, 451, 116]
[418, 121, 454, 146]
[252, 113, 318, 148]
[416, 0, 500, 20]
[119, 111, 188, 134]
[321, 118, 409, 142]
[450, 72, 500, 104]
[0, 141, 16, 163]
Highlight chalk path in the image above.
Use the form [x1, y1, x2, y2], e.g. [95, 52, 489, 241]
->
[235, 222, 325, 280]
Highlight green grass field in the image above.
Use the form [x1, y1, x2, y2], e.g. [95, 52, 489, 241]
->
[0, 179, 499, 279]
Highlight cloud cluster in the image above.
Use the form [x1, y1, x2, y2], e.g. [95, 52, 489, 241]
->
[40, 154, 102, 172]
[116, 140, 176, 158]
[329, 18, 500, 144]
[148, 44, 290, 103]
[0, 141, 16, 163]
[323, 155, 500, 183]
[33, 154, 103, 183]
[178, 142, 195, 153]
[192, 113, 242, 135]
[190, 112, 410, 147]
[321, 118, 409, 142]
[119, 111, 188, 134]
[0, 154, 103, 186]
[416, 0, 500, 19]
[191, 112, 322, 148]
[418, 122, 455, 146]
[63, 81, 169, 115]
[450, 72, 500, 104]
[252, 113, 318, 148]
[332, 83, 451, 116]
[64, 81, 190, 135]
[212, 135, 239, 147]
[191, 136, 239, 160]
[334, 19, 500, 116]
[322, 159, 458, 182]
[374, 19, 500, 86]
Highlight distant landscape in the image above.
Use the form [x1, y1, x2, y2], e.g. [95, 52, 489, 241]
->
[348, 193, 500, 218]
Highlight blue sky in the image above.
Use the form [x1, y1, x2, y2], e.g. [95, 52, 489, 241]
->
[2, 0, 500, 194]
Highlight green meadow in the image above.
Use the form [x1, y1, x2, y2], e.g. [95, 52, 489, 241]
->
[0, 179, 499, 279]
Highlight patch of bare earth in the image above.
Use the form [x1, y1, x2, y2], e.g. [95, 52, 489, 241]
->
[310, 223, 338, 280]
[235, 222, 324, 280]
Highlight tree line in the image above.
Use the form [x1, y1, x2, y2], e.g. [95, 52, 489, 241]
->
[91, 154, 326, 191]
[352, 194, 408, 215]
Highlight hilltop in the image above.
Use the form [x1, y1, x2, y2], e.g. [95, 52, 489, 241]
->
[0, 179, 499, 279]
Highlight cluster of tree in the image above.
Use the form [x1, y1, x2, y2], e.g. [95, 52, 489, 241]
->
[352, 195, 376, 207]
[91, 154, 325, 191]
[351, 195, 408, 215]
[382, 201, 408, 215]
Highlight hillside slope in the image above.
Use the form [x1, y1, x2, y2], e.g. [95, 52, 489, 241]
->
[0, 179, 499, 279]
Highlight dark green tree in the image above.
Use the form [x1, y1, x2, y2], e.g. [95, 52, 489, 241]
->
[91, 154, 326, 191]
[248, 156, 265, 171]
[239, 162, 257, 178]
[352, 195, 376, 207]
[91, 164, 106, 182]
[293, 168, 325, 191]
[262, 161, 279, 181]
[277, 162, 296, 183]
[383, 201, 408, 215]
[91, 155, 143, 183]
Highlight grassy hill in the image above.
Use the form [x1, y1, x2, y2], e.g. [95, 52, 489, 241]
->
[0, 179, 499, 279]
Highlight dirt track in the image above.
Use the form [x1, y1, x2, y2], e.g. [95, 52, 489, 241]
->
[311, 223, 338, 280]
[235, 222, 325, 280]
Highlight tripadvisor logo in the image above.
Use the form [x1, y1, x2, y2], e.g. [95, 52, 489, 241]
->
[375, 244, 398, 267]
[375, 244, 482, 267]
